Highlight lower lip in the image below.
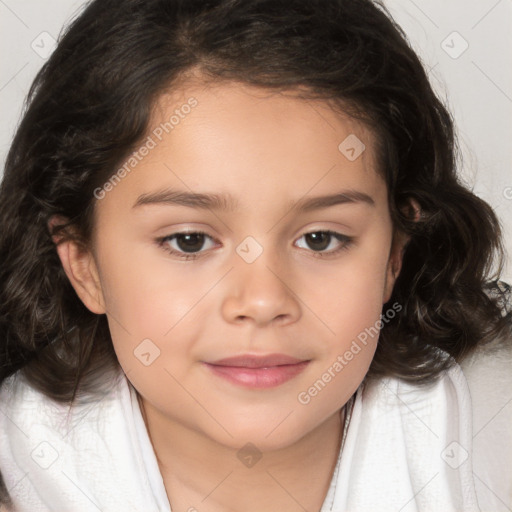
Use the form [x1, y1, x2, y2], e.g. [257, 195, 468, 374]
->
[204, 361, 310, 389]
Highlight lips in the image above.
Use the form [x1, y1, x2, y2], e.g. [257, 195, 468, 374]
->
[209, 354, 307, 368]
[203, 353, 310, 389]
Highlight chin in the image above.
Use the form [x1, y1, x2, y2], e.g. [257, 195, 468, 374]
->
[207, 412, 325, 454]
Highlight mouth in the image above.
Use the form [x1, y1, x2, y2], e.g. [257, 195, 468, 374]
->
[203, 354, 310, 389]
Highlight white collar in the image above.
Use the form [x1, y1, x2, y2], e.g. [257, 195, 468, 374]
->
[0, 363, 479, 511]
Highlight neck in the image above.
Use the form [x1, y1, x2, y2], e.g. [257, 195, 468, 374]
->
[139, 398, 347, 512]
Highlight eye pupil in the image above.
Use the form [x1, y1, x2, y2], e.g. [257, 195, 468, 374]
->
[177, 233, 205, 253]
[306, 232, 330, 251]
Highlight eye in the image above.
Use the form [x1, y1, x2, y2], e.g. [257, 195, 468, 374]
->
[156, 229, 354, 261]
[295, 230, 353, 257]
[157, 231, 218, 260]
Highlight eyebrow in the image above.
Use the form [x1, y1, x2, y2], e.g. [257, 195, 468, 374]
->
[132, 188, 375, 212]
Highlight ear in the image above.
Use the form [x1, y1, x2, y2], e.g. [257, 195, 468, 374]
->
[48, 216, 106, 315]
[382, 198, 421, 303]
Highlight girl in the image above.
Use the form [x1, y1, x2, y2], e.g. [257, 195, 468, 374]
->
[0, 0, 510, 510]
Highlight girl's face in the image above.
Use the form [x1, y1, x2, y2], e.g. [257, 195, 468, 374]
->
[61, 82, 406, 451]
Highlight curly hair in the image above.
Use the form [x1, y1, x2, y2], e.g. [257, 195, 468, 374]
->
[1, 0, 511, 406]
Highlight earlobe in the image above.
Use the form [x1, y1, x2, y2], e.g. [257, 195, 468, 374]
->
[48, 217, 106, 315]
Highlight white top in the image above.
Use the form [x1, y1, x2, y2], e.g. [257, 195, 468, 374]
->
[0, 346, 510, 512]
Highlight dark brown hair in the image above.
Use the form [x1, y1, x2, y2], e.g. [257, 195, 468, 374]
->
[1, 0, 511, 451]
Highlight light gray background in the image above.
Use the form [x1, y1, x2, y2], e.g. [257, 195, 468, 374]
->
[1, 0, 511, 283]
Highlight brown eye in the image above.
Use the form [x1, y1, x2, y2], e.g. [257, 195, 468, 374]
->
[304, 232, 331, 251]
[158, 230, 218, 259]
[295, 230, 354, 257]
[174, 233, 206, 253]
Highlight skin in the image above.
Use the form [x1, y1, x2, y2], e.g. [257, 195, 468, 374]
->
[54, 81, 413, 512]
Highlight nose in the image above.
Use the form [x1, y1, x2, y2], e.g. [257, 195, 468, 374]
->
[221, 251, 302, 327]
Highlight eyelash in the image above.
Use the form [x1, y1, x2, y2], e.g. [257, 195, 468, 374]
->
[156, 229, 354, 261]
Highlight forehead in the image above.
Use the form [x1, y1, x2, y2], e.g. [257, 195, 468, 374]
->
[96, 80, 386, 219]
[151, 80, 377, 166]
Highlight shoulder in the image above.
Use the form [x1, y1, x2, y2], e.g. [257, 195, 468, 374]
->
[0, 369, 130, 509]
[459, 332, 512, 510]
[0, 372, 74, 506]
[0, 371, 74, 436]
[362, 351, 471, 416]
[340, 361, 480, 510]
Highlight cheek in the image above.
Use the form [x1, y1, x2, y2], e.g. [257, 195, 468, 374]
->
[308, 242, 391, 338]
[302, 240, 391, 384]
[296, 268, 387, 414]
[92, 237, 205, 376]
[95, 232, 198, 327]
